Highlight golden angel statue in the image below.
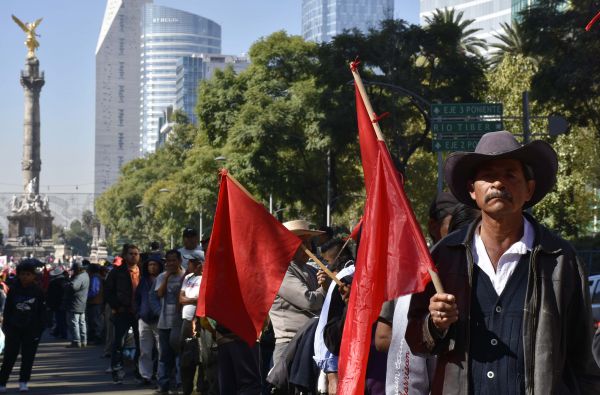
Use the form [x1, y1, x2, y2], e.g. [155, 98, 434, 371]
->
[12, 15, 43, 59]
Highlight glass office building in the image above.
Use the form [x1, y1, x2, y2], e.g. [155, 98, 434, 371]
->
[420, 0, 512, 54]
[302, 0, 394, 43]
[140, 4, 221, 155]
[174, 54, 249, 127]
[95, 0, 150, 196]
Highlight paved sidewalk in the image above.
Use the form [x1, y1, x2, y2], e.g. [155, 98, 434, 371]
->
[0, 335, 154, 394]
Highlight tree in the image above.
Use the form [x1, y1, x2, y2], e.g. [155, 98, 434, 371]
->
[64, 220, 92, 256]
[95, 112, 199, 250]
[520, 0, 600, 133]
[317, 19, 487, 225]
[424, 7, 488, 57]
[487, 53, 600, 239]
[489, 22, 528, 67]
[97, 23, 491, 243]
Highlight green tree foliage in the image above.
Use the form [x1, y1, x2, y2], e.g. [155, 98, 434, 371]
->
[489, 22, 528, 67]
[65, 220, 92, 256]
[104, 14, 600, 247]
[424, 7, 488, 57]
[487, 53, 600, 239]
[520, 0, 600, 131]
[96, 111, 201, 250]
[97, 22, 490, 245]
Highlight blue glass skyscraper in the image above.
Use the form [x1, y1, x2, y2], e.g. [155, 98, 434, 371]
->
[140, 4, 221, 154]
[302, 0, 394, 43]
[174, 54, 249, 127]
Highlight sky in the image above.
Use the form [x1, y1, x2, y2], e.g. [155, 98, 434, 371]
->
[0, 0, 420, 194]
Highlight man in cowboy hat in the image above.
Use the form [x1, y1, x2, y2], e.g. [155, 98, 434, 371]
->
[407, 131, 600, 394]
[269, 219, 327, 366]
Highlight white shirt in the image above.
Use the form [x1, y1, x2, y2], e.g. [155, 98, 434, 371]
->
[181, 273, 202, 320]
[472, 217, 534, 295]
[313, 264, 355, 366]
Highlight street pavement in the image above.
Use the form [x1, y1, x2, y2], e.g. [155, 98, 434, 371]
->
[0, 334, 155, 394]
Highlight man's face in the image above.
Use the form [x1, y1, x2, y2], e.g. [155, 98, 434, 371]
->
[165, 253, 181, 273]
[183, 235, 198, 249]
[469, 158, 535, 217]
[125, 248, 140, 266]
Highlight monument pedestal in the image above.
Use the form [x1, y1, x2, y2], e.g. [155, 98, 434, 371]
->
[3, 194, 54, 259]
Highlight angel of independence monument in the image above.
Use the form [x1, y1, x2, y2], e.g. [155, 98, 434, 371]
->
[4, 16, 55, 258]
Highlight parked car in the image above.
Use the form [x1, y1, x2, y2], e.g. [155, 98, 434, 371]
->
[589, 274, 600, 327]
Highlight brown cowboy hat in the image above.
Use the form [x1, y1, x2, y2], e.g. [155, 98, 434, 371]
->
[283, 220, 325, 238]
[444, 131, 558, 209]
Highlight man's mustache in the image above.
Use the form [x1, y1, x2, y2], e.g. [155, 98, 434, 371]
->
[485, 190, 513, 203]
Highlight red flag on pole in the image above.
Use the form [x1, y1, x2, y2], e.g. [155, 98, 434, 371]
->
[347, 217, 363, 241]
[337, 65, 436, 394]
[197, 170, 302, 345]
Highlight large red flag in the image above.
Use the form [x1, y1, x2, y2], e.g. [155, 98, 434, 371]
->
[337, 71, 435, 393]
[197, 170, 302, 345]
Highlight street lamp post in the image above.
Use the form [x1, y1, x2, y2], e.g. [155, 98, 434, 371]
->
[158, 188, 173, 249]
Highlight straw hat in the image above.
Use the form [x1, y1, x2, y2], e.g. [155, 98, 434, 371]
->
[283, 220, 325, 238]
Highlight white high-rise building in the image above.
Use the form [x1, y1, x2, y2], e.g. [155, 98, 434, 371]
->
[139, 4, 221, 155]
[420, 0, 512, 52]
[95, 0, 151, 196]
[302, 0, 394, 43]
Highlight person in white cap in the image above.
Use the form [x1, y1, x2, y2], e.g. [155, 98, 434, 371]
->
[269, 219, 327, 366]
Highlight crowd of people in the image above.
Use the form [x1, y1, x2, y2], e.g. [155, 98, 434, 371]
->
[0, 131, 600, 394]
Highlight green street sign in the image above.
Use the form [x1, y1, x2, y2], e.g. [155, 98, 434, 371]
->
[431, 103, 503, 117]
[432, 139, 480, 152]
[431, 120, 504, 134]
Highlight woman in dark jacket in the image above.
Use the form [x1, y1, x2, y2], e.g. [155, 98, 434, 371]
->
[0, 259, 46, 393]
[135, 255, 163, 384]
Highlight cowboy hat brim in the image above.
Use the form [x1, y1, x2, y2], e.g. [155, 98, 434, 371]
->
[444, 140, 558, 209]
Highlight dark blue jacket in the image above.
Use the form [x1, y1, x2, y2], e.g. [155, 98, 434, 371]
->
[135, 276, 160, 324]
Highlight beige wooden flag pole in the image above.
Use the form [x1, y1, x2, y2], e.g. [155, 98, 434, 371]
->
[304, 248, 345, 288]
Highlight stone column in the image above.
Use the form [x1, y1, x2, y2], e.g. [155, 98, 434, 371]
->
[20, 57, 45, 195]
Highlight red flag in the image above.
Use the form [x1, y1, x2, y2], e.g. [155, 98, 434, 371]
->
[197, 171, 302, 345]
[337, 75, 435, 393]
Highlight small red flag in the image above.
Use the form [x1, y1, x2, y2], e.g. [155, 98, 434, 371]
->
[196, 171, 302, 345]
[337, 73, 435, 393]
